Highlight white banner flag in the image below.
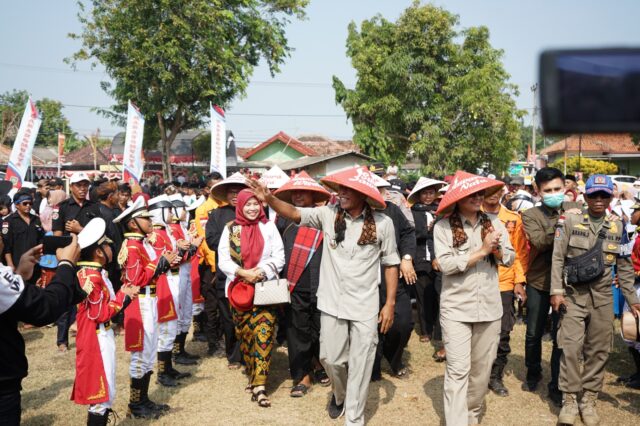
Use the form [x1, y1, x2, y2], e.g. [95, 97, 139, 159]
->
[5, 98, 42, 189]
[122, 101, 145, 185]
[210, 104, 227, 178]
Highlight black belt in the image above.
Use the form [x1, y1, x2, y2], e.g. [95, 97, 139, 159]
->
[96, 320, 111, 331]
[169, 268, 180, 274]
[140, 285, 157, 296]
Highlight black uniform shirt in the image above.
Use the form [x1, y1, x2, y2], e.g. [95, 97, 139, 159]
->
[0, 264, 79, 394]
[52, 197, 101, 235]
[3, 212, 44, 267]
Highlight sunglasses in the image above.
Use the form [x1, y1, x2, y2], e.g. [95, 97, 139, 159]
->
[19, 201, 32, 207]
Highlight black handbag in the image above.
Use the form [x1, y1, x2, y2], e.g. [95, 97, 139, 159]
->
[564, 229, 606, 285]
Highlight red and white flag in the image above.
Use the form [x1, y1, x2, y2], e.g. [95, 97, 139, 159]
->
[122, 101, 145, 185]
[5, 98, 42, 189]
[210, 104, 227, 178]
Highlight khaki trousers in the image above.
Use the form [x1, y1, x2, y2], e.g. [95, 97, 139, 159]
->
[320, 312, 378, 426]
[441, 318, 501, 425]
[557, 296, 613, 393]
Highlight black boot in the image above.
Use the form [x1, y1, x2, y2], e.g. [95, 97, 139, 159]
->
[164, 348, 191, 380]
[127, 376, 161, 419]
[87, 411, 108, 426]
[141, 371, 170, 413]
[192, 313, 207, 342]
[157, 351, 180, 387]
[622, 347, 640, 389]
[489, 363, 509, 397]
[173, 333, 199, 365]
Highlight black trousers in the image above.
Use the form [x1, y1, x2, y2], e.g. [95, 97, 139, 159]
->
[217, 294, 241, 363]
[200, 266, 221, 348]
[0, 391, 20, 426]
[414, 269, 442, 340]
[525, 285, 561, 389]
[287, 289, 321, 382]
[56, 305, 76, 346]
[491, 291, 516, 379]
[373, 282, 414, 375]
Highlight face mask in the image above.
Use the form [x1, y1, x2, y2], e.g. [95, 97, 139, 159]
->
[542, 193, 565, 209]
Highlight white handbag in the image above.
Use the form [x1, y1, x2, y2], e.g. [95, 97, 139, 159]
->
[253, 263, 291, 306]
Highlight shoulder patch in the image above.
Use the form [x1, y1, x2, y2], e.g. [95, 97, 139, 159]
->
[0, 267, 25, 315]
[555, 227, 563, 240]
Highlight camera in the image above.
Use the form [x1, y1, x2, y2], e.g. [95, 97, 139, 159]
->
[539, 48, 640, 134]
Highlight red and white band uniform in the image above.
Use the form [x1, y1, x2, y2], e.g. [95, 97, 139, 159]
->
[72, 263, 127, 415]
[149, 224, 179, 352]
[169, 220, 195, 334]
[120, 233, 161, 379]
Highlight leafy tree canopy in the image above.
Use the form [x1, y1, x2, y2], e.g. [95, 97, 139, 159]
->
[68, 0, 308, 179]
[0, 89, 76, 146]
[549, 156, 618, 177]
[333, 2, 524, 175]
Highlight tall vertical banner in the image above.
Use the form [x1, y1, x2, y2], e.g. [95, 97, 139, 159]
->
[210, 104, 227, 178]
[5, 98, 42, 189]
[122, 101, 145, 185]
[57, 132, 65, 176]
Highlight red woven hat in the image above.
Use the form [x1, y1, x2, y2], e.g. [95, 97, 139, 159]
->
[436, 171, 504, 215]
[274, 171, 330, 203]
[228, 277, 254, 312]
[320, 166, 386, 209]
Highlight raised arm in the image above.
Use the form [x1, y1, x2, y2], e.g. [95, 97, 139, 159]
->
[246, 179, 301, 224]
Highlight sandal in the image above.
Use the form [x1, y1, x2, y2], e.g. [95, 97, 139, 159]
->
[252, 389, 271, 407]
[433, 350, 446, 363]
[314, 369, 331, 387]
[227, 362, 242, 370]
[290, 383, 309, 398]
[245, 384, 253, 394]
[419, 335, 431, 343]
[392, 367, 410, 378]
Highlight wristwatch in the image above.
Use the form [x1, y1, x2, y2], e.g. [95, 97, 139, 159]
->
[403, 254, 412, 261]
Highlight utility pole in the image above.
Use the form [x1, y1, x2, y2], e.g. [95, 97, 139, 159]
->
[578, 134, 582, 172]
[531, 83, 538, 169]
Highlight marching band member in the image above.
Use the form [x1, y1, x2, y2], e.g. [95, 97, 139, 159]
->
[71, 218, 138, 425]
[113, 196, 177, 419]
[168, 193, 203, 364]
[147, 194, 191, 386]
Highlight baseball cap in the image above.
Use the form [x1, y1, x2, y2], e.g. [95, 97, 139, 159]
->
[585, 174, 613, 195]
[70, 172, 91, 184]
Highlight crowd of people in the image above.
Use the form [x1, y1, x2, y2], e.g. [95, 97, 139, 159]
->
[0, 164, 639, 426]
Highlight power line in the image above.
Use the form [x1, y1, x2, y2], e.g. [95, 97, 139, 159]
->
[59, 103, 345, 118]
[0, 62, 335, 88]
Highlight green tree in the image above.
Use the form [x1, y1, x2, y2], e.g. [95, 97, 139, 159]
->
[333, 2, 523, 175]
[68, 0, 308, 180]
[0, 89, 76, 146]
[549, 156, 618, 177]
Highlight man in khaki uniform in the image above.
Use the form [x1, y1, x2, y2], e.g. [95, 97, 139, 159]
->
[550, 174, 640, 425]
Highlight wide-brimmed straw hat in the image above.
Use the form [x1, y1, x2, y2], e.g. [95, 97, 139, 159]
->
[320, 166, 386, 209]
[210, 172, 248, 201]
[407, 177, 447, 204]
[274, 171, 330, 204]
[435, 171, 504, 215]
[621, 311, 639, 342]
[259, 165, 290, 190]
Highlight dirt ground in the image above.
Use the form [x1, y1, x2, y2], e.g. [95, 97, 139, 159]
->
[19, 321, 640, 425]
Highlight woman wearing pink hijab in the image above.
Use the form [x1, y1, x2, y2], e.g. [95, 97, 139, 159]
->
[40, 189, 67, 233]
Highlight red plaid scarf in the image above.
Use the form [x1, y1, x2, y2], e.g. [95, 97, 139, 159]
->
[286, 226, 323, 291]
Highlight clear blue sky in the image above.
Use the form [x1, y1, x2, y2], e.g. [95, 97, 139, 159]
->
[1, 0, 639, 147]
